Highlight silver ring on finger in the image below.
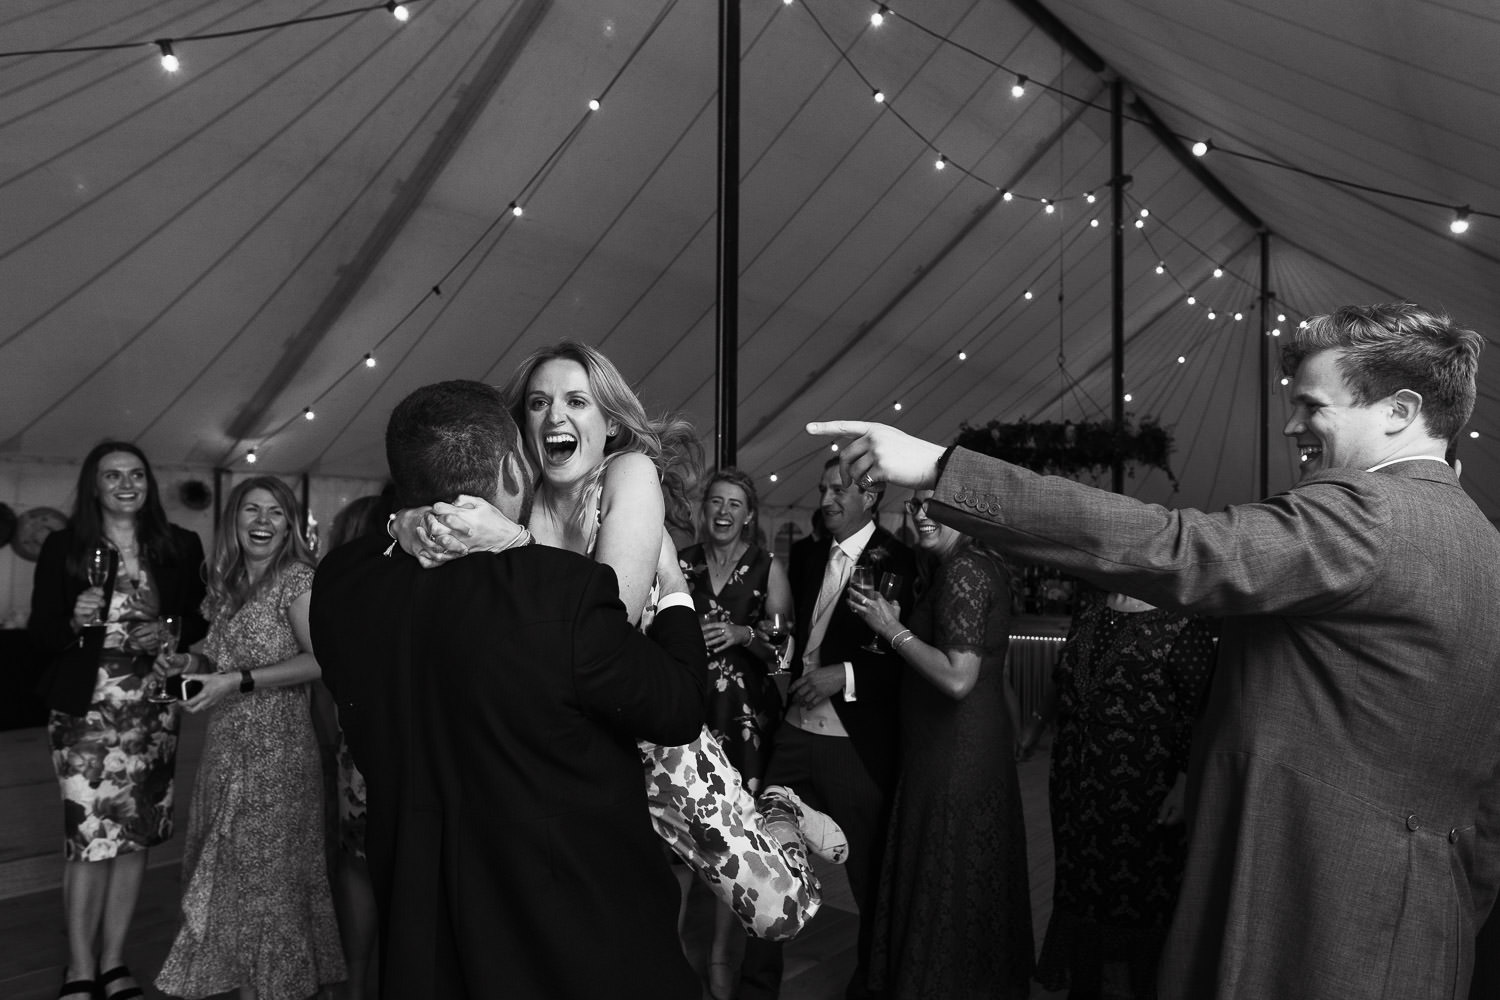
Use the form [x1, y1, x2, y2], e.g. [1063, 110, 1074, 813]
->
[857, 472, 875, 489]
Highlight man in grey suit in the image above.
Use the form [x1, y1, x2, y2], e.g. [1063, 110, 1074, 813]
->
[809, 303, 1499, 1000]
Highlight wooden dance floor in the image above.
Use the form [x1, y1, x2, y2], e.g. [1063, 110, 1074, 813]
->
[0, 750, 1065, 1000]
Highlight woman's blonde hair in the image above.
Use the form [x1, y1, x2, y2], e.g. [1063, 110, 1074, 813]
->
[208, 476, 315, 615]
[500, 341, 702, 533]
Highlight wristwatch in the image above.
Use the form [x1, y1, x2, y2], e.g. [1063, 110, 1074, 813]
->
[239, 670, 255, 694]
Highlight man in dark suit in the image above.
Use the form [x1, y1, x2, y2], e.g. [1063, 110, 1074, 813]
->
[311, 380, 707, 1000]
[740, 458, 916, 1000]
[812, 303, 1500, 1000]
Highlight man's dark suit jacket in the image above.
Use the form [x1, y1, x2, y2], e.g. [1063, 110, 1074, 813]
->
[788, 524, 916, 787]
[311, 536, 707, 1000]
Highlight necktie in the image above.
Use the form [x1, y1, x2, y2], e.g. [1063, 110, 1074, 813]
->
[803, 544, 850, 670]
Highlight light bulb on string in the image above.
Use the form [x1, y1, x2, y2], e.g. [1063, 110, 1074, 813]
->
[1186, 295, 1196, 305]
[1139, 208, 1150, 219]
[893, 402, 903, 412]
[1207, 310, 1217, 320]
[1234, 312, 1244, 321]
[1191, 139, 1210, 157]
[1043, 199, 1055, 214]
[830, 443, 839, 452]
[1011, 75, 1027, 99]
[246, 449, 258, 465]
[769, 474, 779, 483]
[1155, 261, 1165, 275]
[510, 202, 523, 217]
[1085, 191, 1096, 204]
[1271, 328, 1282, 337]
[156, 39, 179, 72]
[1177, 356, 1186, 364]
[1023, 289, 1034, 301]
[1089, 218, 1099, 228]
[1277, 313, 1286, 322]
[1123, 393, 1133, 403]
[385, 1, 410, 21]
[1001, 190, 1013, 202]
[1213, 267, 1223, 278]
[957, 351, 967, 361]
[588, 98, 601, 111]
[364, 353, 376, 368]
[1471, 431, 1480, 439]
[935, 154, 947, 171]
[1280, 377, 1290, 386]
[873, 89, 886, 104]
[1450, 207, 1471, 234]
[304, 407, 316, 421]
[871, 6, 888, 27]
[1134, 218, 1144, 229]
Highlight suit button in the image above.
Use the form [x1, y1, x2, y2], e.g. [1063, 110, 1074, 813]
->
[1405, 814, 1420, 832]
[1449, 828, 1460, 843]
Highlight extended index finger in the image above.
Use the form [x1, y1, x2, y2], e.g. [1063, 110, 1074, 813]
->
[806, 420, 873, 438]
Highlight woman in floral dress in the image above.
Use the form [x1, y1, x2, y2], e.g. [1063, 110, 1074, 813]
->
[156, 477, 344, 1000]
[679, 466, 793, 995]
[31, 441, 208, 1000]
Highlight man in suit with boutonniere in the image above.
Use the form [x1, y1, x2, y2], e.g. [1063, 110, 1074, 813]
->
[740, 457, 917, 1000]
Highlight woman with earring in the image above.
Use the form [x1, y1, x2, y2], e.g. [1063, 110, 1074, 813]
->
[29, 441, 208, 1000]
[678, 467, 793, 996]
[155, 476, 344, 1000]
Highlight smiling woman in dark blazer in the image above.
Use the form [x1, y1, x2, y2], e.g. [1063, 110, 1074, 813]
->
[29, 440, 207, 1000]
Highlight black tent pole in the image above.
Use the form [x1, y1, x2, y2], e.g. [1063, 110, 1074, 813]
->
[714, 0, 740, 470]
[1259, 232, 1271, 498]
[1110, 78, 1125, 494]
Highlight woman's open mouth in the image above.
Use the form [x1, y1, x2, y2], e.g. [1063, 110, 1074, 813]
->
[543, 433, 578, 463]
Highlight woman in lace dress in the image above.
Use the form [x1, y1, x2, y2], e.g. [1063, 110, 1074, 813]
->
[849, 490, 1034, 999]
[156, 477, 344, 1000]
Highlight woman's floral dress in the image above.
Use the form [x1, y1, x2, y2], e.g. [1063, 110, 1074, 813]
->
[156, 564, 345, 1000]
[681, 542, 779, 793]
[49, 571, 178, 861]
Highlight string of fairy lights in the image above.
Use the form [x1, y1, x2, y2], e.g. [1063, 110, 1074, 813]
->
[5, 0, 1491, 476]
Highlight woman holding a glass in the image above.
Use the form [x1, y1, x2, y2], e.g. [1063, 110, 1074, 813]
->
[678, 467, 794, 996]
[28, 441, 207, 1000]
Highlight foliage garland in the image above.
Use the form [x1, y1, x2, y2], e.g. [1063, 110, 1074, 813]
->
[953, 416, 1178, 489]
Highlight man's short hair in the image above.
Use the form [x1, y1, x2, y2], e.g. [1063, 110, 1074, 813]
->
[1281, 303, 1482, 441]
[386, 380, 522, 508]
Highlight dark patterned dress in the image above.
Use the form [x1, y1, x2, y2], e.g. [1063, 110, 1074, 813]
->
[156, 563, 345, 999]
[48, 571, 178, 860]
[871, 545, 1034, 999]
[680, 542, 780, 794]
[1036, 597, 1217, 997]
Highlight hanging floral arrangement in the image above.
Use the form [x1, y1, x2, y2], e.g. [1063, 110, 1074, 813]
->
[952, 416, 1178, 490]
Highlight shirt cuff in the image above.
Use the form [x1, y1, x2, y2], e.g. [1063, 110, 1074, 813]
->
[656, 592, 694, 613]
[843, 662, 857, 701]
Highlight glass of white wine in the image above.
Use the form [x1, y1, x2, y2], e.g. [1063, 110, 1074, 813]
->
[86, 546, 110, 624]
[146, 616, 182, 704]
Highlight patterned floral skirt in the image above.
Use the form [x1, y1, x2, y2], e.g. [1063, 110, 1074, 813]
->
[49, 655, 179, 861]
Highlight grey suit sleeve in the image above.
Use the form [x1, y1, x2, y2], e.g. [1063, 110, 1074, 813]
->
[929, 447, 1390, 618]
[571, 563, 707, 746]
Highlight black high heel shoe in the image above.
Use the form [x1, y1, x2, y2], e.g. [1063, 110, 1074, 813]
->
[56, 973, 100, 1000]
[97, 965, 143, 1000]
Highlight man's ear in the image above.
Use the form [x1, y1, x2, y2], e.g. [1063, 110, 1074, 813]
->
[1387, 389, 1423, 434]
[860, 487, 879, 515]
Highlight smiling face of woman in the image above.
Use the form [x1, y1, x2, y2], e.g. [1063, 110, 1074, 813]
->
[236, 487, 289, 563]
[702, 480, 751, 546]
[95, 451, 149, 520]
[525, 358, 618, 491]
[906, 490, 961, 558]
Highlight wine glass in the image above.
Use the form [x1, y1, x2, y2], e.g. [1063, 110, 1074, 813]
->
[860, 571, 906, 652]
[85, 546, 110, 624]
[146, 616, 182, 703]
[761, 612, 791, 674]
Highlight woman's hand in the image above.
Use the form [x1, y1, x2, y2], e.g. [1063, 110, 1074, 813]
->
[153, 650, 189, 678]
[430, 495, 528, 554]
[180, 672, 237, 714]
[701, 620, 753, 654]
[71, 588, 105, 630]
[844, 589, 902, 641]
[1156, 771, 1188, 826]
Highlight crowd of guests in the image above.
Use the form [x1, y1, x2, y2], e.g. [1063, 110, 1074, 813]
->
[26, 302, 1500, 1000]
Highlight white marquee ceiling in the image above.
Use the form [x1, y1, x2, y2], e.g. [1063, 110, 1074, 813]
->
[3, 0, 1497, 517]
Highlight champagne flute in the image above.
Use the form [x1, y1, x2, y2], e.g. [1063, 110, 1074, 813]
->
[86, 546, 110, 624]
[761, 612, 791, 674]
[848, 566, 885, 653]
[147, 616, 182, 703]
[859, 571, 906, 652]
